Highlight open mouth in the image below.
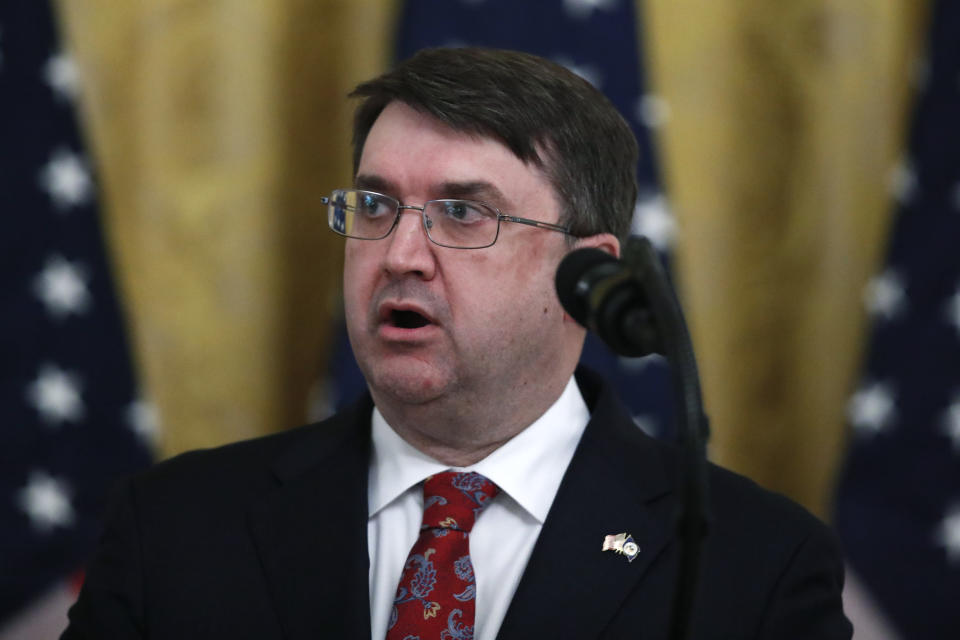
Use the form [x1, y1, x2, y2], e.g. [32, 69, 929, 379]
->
[390, 309, 431, 329]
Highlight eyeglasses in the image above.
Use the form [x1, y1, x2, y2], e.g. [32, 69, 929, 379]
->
[321, 189, 572, 249]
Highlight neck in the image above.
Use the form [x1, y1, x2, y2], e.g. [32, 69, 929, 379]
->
[373, 373, 571, 467]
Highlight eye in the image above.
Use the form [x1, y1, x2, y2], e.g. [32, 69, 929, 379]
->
[440, 200, 487, 224]
[356, 192, 392, 218]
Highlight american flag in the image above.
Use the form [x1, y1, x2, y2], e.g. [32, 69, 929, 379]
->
[834, 0, 960, 636]
[326, 0, 677, 439]
[0, 0, 153, 634]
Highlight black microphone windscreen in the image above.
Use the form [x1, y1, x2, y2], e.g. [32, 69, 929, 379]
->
[555, 248, 617, 326]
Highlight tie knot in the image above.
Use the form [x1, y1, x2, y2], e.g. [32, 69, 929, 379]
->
[421, 471, 499, 533]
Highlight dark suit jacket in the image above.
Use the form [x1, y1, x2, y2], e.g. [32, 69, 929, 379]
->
[63, 369, 852, 639]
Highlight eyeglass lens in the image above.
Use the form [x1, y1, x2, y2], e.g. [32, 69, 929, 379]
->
[328, 190, 499, 248]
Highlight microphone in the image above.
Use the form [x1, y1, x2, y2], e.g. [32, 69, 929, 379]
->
[555, 247, 660, 357]
[558, 238, 711, 640]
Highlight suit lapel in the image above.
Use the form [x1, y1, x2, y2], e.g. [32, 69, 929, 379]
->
[497, 375, 677, 639]
[243, 374, 677, 639]
[247, 401, 373, 640]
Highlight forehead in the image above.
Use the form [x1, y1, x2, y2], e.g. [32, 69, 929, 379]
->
[357, 102, 555, 208]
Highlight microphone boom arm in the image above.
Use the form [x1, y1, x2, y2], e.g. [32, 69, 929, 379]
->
[619, 236, 711, 640]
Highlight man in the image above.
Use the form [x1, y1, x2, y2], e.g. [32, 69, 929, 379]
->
[64, 48, 851, 639]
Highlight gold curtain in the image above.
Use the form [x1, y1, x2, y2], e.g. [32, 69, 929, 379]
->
[643, 0, 928, 516]
[57, 0, 398, 455]
[58, 0, 925, 518]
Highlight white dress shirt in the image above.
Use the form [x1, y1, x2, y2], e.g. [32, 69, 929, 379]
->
[367, 376, 590, 640]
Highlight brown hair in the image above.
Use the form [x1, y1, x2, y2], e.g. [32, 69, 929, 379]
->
[350, 47, 638, 242]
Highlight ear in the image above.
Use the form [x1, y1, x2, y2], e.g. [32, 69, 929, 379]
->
[572, 232, 621, 258]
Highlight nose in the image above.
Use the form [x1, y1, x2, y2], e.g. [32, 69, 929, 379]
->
[382, 206, 436, 279]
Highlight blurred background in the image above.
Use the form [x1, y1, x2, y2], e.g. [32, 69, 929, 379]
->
[3, 0, 958, 637]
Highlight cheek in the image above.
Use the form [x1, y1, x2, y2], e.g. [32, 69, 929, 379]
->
[458, 268, 559, 332]
[342, 249, 376, 323]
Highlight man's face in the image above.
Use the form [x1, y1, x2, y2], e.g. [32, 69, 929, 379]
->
[343, 101, 576, 411]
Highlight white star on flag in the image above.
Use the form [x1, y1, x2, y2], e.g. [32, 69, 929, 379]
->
[934, 504, 960, 564]
[864, 269, 907, 321]
[618, 353, 665, 372]
[33, 255, 92, 319]
[38, 148, 94, 210]
[942, 398, 960, 451]
[127, 398, 161, 447]
[847, 381, 897, 436]
[17, 471, 75, 533]
[946, 286, 960, 335]
[563, 0, 619, 20]
[631, 192, 675, 251]
[632, 413, 659, 437]
[27, 364, 85, 426]
[555, 56, 602, 89]
[888, 157, 917, 205]
[43, 52, 80, 101]
[636, 94, 671, 128]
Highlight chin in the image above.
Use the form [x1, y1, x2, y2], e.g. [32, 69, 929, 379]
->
[365, 362, 453, 406]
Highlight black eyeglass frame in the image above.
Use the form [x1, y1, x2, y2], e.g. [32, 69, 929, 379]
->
[321, 188, 573, 249]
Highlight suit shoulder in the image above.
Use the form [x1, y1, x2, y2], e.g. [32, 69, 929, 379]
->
[700, 461, 844, 589]
[706, 462, 829, 535]
[697, 464, 850, 637]
[131, 401, 370, 501]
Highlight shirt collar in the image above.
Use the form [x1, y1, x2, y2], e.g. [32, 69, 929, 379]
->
[368, 376, 589, 524]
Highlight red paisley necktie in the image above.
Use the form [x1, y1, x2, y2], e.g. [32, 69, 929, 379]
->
[386, 471, 500, 640]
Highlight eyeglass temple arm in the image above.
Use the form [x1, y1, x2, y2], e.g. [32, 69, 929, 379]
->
[501, 215, 571, 235]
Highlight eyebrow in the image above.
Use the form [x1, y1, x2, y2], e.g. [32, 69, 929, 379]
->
[354, 174, 511, 211]
[354, 174, 396, 195]
[438, 181, 509, 210]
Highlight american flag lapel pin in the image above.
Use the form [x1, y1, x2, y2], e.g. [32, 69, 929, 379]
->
[602, 532, 640, 563]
